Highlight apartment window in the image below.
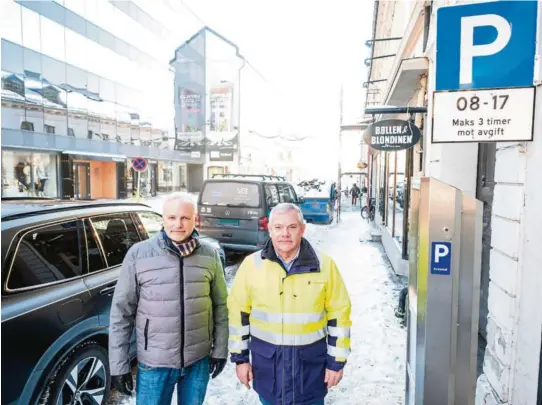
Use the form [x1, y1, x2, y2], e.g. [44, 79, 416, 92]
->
[20, 121, 34, 131]
[44, 124, 55, 134]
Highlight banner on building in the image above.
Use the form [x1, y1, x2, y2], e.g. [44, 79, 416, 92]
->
[206, 87, 237, 161]
[172, 31, 206, 156]
[175, 87, 205, 153]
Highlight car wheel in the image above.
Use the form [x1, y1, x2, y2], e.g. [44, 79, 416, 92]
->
[41, 342, 111, 405]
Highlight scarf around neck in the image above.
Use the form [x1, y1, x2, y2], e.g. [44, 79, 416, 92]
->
[162, 229, 200, 257]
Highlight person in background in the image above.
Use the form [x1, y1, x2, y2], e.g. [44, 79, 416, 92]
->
[109, 193, 228, 405]
[350, 183, 361, 206]
[228, 203, 352, 405]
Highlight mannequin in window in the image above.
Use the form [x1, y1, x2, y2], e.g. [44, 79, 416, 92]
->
[33, 156, 49, 196]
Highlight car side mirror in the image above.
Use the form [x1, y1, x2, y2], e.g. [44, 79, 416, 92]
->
[297, 196, 305, 205]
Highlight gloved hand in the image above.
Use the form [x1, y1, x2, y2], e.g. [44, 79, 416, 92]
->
[112, 373, 133, 396]
[209, 358, 227, 379]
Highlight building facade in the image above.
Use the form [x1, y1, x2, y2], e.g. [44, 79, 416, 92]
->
[365, 1, 542, 404]
[1, 0, 205, 199]
[170, 27, 244, 185]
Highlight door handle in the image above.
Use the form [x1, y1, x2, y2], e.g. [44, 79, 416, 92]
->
[222, 233, 232, 238]
[99, 285, 116, 296]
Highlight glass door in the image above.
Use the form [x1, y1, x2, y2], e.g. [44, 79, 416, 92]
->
[74, 163, 91, 200]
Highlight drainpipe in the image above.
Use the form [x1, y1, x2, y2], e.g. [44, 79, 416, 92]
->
[366, 0, 379, 211]
[423, 1, 433, 53]
[237, 58, 246, 170]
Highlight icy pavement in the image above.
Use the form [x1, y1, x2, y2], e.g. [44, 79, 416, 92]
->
[108, 209, 407, 405]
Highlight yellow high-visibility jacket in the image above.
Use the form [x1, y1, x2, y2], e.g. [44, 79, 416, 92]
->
[228, 239, 352, 404]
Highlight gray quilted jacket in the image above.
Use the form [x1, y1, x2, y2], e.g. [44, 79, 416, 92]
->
[108, 232, 228, 376]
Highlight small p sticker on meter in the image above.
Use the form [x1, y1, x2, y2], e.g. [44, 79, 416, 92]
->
[431, 242, 452, 275]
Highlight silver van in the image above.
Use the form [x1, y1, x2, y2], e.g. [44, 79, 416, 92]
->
[196, 174, 305, 251]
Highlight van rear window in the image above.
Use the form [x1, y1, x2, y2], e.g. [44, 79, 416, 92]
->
[201, 182, 260, 207]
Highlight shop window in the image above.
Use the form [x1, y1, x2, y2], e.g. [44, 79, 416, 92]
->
[89, 213, 142, 268]
[20, 121, 34, 131]
[385, 150, 407, 245]
[44, 124, 55, 134]
[8, 221, 81, 290]
[207, 166, 225, 179]
[1, 151, 58, 198]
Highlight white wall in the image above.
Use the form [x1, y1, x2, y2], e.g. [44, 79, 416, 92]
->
[475, 87, 542, 405]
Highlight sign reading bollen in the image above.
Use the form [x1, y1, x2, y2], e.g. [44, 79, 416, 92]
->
[363, 119, 421, 152]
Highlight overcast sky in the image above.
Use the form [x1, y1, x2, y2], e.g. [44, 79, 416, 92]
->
[184, 0, 374, 176]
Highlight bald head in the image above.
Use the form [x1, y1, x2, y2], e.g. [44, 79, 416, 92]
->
[162, 193, 197, 243]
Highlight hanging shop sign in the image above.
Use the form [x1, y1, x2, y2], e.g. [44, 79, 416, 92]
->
[363, 119, 421, 151]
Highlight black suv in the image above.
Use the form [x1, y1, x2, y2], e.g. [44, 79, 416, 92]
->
[1, 199, 225, 405]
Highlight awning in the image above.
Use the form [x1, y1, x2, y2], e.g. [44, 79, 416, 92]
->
[385, 57, 428, 106]
[62, 151, 127, 162]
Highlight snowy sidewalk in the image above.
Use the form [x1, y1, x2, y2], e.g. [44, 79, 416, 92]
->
[109, 210, 407, 405]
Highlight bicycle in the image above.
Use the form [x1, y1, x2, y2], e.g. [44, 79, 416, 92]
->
[361, 197, 376, 222]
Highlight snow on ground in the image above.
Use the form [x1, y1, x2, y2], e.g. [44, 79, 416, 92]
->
[109, 202, 407, 405]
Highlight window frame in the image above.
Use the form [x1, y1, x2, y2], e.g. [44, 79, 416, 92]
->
[4, 217, 84, 293]
[83, 212, 144, 273]
[265, 184, 280, 207]
[81, 217, 109, 274]
[20, 121, 35, 131]
[277, 183, 297, 204]
[133, 211, 163, 240]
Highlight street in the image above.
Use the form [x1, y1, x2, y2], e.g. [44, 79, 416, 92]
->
[108, 208, 407, 405]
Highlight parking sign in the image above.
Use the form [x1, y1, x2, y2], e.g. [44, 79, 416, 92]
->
[433, 1, 538, 144]
[436, 1, 538, 91]
[431, 242, 452, 276]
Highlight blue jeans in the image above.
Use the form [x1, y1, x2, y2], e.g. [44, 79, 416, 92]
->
[259, 396, 324, 405]
[136, 356, 210, 405]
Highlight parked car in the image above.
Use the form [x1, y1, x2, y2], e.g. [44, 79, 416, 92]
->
[197, 174, 305, 251]
[1, 198, 225, 405]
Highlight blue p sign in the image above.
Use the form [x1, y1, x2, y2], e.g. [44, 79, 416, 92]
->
[431, 242, 452, 276]
[436, 1, 538, 91]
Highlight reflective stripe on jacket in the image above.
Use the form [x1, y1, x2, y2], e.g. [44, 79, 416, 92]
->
[228, 238, 352, 405]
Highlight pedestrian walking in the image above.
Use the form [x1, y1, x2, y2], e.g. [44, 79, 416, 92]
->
[109, 193, 228, 405]
[228, 203, 352, 405]
[350, 183, 361, 206]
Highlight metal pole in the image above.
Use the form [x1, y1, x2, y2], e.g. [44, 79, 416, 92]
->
[337, 85, 343, 223]
[392, 151, 398, 237]
[136, 171, 141, 202]
[237, 60, 245, 169]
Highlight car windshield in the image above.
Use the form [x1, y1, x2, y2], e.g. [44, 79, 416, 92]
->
[200, 182, 260, 208]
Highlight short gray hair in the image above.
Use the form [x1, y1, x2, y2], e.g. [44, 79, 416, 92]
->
[269, 203, 304, 225]
[162, 192, 197, 214]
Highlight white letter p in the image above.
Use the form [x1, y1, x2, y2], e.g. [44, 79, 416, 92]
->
[460, 14, 511, 85]
[435, 244, 449, 264]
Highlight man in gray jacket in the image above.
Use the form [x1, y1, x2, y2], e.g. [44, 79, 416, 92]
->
[109, 193, 228, 405]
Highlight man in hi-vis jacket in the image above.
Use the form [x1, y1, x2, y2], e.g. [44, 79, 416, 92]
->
[109, 194, 228, 405]
[228, 203, 352, 405]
